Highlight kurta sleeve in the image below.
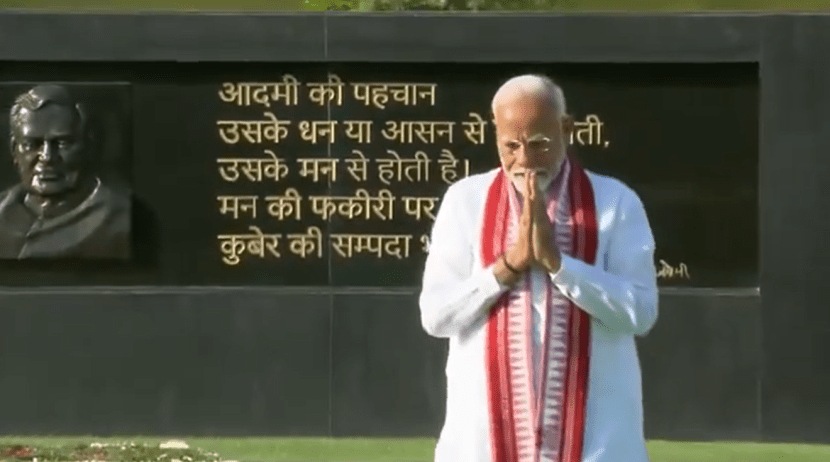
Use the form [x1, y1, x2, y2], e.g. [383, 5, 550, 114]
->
[419, 183, 509, 338]
[550, 186, 659, 336]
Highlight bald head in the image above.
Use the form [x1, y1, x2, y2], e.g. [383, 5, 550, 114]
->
[491, 74, 566, 116]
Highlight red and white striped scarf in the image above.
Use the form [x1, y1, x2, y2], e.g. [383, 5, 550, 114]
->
[480, 156, 598, 462]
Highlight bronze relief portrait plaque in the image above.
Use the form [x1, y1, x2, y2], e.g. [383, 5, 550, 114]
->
[0, 83, 131, 260]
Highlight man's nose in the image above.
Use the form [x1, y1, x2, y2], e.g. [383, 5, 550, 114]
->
[514, 145, 532, 166]
[38, 141, 57, 161]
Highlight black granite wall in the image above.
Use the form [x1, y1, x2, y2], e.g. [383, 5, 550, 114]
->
[0, 12, 825, 443]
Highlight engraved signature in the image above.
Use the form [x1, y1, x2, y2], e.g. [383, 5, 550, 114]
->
[656, 259, 691, 280]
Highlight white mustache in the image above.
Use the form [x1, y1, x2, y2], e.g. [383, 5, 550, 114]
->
[512, 169, 549, 176]
[512, 169, 550, 189]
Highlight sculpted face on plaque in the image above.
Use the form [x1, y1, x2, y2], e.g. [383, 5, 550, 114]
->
[0, 84, 131, 260]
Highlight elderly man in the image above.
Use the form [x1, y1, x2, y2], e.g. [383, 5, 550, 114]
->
[0, 84, 130, 259]
[419, 74, 658, 462]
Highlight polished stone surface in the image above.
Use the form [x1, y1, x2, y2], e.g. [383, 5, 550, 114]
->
[0, 62, 757, 288]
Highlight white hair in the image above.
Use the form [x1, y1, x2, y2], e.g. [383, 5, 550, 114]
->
[491, 74, 567, 116]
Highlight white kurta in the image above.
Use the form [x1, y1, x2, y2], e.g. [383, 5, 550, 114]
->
[419, 167, 658, 462]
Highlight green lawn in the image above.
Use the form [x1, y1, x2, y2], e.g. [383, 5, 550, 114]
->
[4, 0, 830, 10]
[2, 437, 830, 462]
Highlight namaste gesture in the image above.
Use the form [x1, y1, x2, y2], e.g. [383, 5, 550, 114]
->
[496, 170, 561, 285]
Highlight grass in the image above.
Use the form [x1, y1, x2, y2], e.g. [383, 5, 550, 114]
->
[2, 437, 830, 462]
[4, 0, 830, 11]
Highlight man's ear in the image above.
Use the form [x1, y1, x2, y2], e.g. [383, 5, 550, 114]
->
[75, 102, 93, 150]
